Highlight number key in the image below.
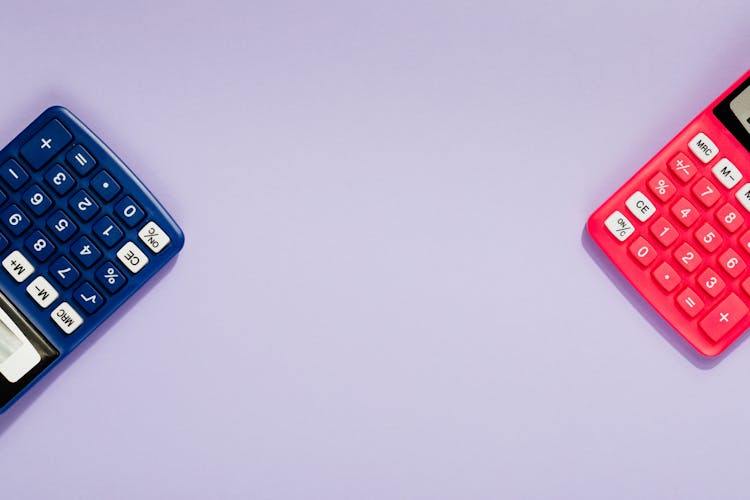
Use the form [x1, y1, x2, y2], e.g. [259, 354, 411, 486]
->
[92, 216, 123, 248]
[69, 189, 100, 222]
[674, 242, 702, 272]
[114, 196, 145, 228]
[719, 248, 746, 278]
[49, 256, 80, 288]
[650, 217, 678, 246]
[716, 203, 744, 233]
[0, 159, 28, 191]
[0, 204, 30, 236]
[70, 236, 101, 268]
[671, 197, 699, 227]
[629, 236, 657, 266]
[691, 177, 721, 207]
[698, 267, 725, 298]
[46, 210, 78, 242]
[44, 164, 75, 195]
[24, 230, 55, 262]
[695, 222, 723, 253]
[22, 184, 52, 215]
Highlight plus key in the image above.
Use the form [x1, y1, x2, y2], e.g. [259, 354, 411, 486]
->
[699, 293, 749, 342]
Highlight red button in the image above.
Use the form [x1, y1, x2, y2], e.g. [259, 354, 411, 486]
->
[628, 236, 657, 266]
[653, 262, 681, 292]
[649, 217, 678, 247]
[716, 203, 744, 233]
[676, 287, 704, 318]
[699, 293, 749, 342]
[739, 230, 750, 255]
[694, 222, 723, 253]
[718, 248, 746, 278]
[673, 242, 702, 272]
[697, 267, 725, 298]
[669, 152, 697, 183]
[691, 177, 721, 207]
[671, 197, 699, 227]
[742, 276, 750, 296]
[647, 172, 676, 202]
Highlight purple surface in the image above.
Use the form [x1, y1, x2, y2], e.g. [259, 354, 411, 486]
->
[2, 1, 750, 498]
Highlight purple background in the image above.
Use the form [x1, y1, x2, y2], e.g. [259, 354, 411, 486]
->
[1, 1, 750, 498]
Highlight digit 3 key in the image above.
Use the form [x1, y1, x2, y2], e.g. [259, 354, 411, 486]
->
[588, 69, 750, 357]
[0, 107, 183, 412]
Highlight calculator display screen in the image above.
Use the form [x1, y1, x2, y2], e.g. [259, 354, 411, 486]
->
[0, 317, 22, 364]
[729, 86, 750, 136]
[714, 75, 750, 151]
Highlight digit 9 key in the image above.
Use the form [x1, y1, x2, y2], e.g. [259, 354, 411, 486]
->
[588, 70, 750, 357]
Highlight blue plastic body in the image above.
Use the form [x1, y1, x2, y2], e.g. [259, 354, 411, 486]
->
[0, 106, 184, 413]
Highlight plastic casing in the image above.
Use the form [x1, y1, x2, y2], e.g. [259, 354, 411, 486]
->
[0, 107, 184, 412]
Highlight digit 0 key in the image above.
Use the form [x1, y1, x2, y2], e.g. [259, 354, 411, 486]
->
[588, 69, 750, 357]
[0, 107, 183, 412]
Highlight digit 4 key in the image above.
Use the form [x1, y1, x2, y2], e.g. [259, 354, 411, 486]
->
[0, 107, 183, 412]
[588, 69, 750, 357]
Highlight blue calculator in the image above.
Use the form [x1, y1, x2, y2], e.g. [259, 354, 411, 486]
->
[0, 107, 183, 413]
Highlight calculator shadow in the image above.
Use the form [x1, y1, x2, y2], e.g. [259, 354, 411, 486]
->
[0, 257, 181, 436]
[581, 226, 741, 368]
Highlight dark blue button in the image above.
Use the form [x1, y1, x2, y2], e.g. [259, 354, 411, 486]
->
[47, 210, 78, 242]
[90, 171, 120, 202]
[44, 164, 75, 195]
[73, 282, 104, 314]
[114, 196, 145, 228]
[0, 188, 7, 207]
[70, 236, 101, 268]
[66, 145, 96, 176]
[22, 184, 52, 216]
[95, 262, 127, 293]
[0, 159, 28, 191]
[49, 256, 79, 288]
[24, 230, 55, 262]
[0, 204, 30, 236]
[20, 119, 72, 170]
[0, 232, 8, 253]
[69, 189, 100, 222]
[92, 216, 123, 248]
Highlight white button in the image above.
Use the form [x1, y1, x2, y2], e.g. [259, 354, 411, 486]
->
[117, 241, 149, 274]
[2, 250, 34, 283]
[138, 221, 171, 254]
[736, 183, 750, 212]
[712, 158, 743, 189]
[50, 302, 83, 335]
[604, 210, 635, 242]
[625, 191, 655, 222]
[26, 276, 59, 309]
[689, 132, 719, 163]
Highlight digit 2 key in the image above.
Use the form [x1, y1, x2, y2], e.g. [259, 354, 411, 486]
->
[0, 107, 183, 412]
[587, 70, 750, 357]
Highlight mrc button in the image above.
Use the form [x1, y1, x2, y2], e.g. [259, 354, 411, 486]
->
[689, 132, 719, 163]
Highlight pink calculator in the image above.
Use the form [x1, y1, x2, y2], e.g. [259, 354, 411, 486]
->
[588, 69, 750, 357]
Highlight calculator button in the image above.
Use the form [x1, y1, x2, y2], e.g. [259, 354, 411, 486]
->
[712, 158, 743, 189]
[0, 159, 28, 191]
[650, 217, 678, 247]
[604, 210, 634, 242]
[70, 236, 101, 268]
[674, 242, 702, 272]
[691, 177, 721, 207]
[698, 267, 725, 297]
[24, 230, 55, 262]
[116, 241, 149, 274]
[2, 250, 34, 283]
[0, 204, 30, 236]
[669, 152, 697, 183]
[26, 276, 59, 309]
[688, 132, 719, 164]
[92, 216, 123, 248]
[628, 236, 656, 266]
[22, 184, 52, 216]
[742, 276, 750, 297]
[50, 302, 83, 335]
[625, 191, 656, 222]
[49, 256, 80, 288]
[20, 119, 72, 170]
[0, 188, 8, 207]
[114, 196, 145, 228]
[718, 248, 746, 278]
[43, 164, 75, 195]
[676, 287, 704, 318]
[695, 222, 723, 252]
[68, 189, 100, 222]
[90, 171, 120, 202]
[46, 210, 78, 242]
[699, 293, 748, 342]
[0, 233, 9, 254]
[95, 262, 127, 293]
[66, 145, 96, 176]
[671, 197, 699, 227]
[73, 282, 104, 314]
[716, 203, 744, 233]
[653, 262, 680, 292]
[138, 221, 171, 253]
[648, 172, 676, 202]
